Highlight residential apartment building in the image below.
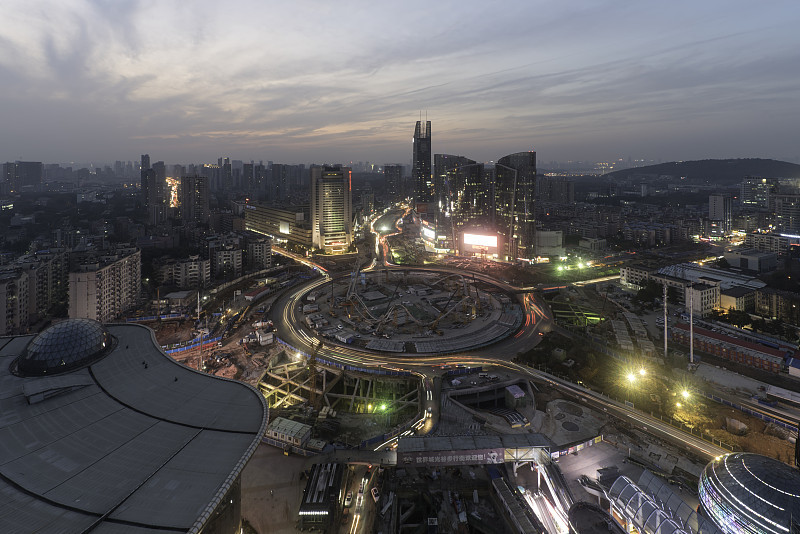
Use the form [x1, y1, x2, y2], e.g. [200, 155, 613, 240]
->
[158, 255, 211, 289]
[69, 247, 141, 322]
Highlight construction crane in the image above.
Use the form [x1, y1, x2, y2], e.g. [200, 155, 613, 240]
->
[307, 340, 324, 410]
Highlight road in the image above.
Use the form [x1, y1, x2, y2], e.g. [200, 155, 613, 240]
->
[270, 273, 725, 461]
[267, 207, 726, 462]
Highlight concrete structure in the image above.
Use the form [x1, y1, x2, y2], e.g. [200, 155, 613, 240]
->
[158, 255, 212, 289]
[0, 320, 267, 533]
[755, 287, 800, 325]
[69, 247, 141, 323]
[536, 230, 565, 257]
[311, 165, 353, 254]
[686, 282, 719, 318]
[744, 232, 799, 256]
[723, 248, 777, 273]
[245, 234, 272, 270]
[719, 286, 755, 312]
[699, 453, 800, 534]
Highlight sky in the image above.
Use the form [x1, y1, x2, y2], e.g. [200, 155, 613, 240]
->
[1, 0, 799, 167]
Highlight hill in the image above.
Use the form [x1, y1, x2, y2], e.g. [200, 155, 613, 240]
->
[603, 158, 800, 184]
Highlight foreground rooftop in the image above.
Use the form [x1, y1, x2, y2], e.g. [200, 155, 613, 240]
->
[0, 321, 267, 533]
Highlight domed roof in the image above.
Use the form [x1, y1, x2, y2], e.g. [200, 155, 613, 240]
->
[16, 319, 114, 376]
[699, 453, 800, 534]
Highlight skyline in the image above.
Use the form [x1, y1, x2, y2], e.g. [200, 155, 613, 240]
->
[1, 1, 799, 165]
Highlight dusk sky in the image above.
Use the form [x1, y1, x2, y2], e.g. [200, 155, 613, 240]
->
[1, 0, 799, 167]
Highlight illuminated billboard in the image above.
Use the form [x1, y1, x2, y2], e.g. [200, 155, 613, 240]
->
[421, 226, 435, 240]
[463, 234, 497, 248]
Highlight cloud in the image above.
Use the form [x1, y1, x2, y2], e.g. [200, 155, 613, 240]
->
[0, 0, 799, 163]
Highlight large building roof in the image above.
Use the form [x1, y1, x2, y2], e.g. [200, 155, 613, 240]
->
[0, 321, 267, 533]
[699, 453, 800, 534]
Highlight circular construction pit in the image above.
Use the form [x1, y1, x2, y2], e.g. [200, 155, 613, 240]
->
[299, 269, 524, 354]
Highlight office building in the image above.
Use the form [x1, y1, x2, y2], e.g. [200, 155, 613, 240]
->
[740, 176, 778, 208]
[433, 154, 487, 225]
[0, 319, 266, 533]
[723, 248, 777, 273]
[69, 247, 141, 322]
[245, 203, 313, 249]
[311, 165, 353, 254]
[773, 192, 800, 233]
[709, 194, 732, 234]
[496, 151, 537, 260]
[413, 120, 432, 204]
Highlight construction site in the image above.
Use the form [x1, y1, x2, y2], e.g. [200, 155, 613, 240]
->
[297, 266, 524, 354]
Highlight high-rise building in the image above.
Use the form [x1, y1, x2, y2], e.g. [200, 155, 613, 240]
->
[709, 194, 732, 234]
[384, 164, 403, 200]
[180, 175, 210, 224]
[536, 176, 575, 204]
[496, 151, 537, 260]
[740, 176, 778, 208]
[412, 120, 432, 204]
[311, 165, 353, 254]
[2, 161, 43, 192]
[69, 247, 141, 323]
[433, 154, 487, 244]
[774, 192, 800, 233]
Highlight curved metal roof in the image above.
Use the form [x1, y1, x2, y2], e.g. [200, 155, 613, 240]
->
[0, 324, 267, 534]
[699, 453, 800, 534]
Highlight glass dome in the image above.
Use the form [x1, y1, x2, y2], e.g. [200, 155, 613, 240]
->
[16, 319, 114, 376]
[699, 453, 800, 534]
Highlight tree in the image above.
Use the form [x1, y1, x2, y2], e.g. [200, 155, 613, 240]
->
[727, 309, 752, 328]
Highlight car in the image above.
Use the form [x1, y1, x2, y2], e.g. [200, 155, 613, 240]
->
[344, 491, 353, 507]
[371, 487, 380, 503]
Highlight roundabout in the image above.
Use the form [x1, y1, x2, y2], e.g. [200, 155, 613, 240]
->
[272, 266, 540, 366]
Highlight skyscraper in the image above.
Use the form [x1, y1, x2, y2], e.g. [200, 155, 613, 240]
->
[311, 165, 353, 254]
[496, 151, 536, 260]
[433, 154, 487, 235]
[412, 120, 432, 206]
